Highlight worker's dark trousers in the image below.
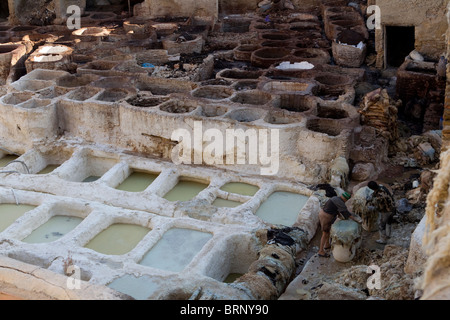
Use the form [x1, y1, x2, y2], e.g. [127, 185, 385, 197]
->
[378, 211, 394, 237]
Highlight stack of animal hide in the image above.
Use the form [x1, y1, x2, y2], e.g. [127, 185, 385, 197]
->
[359, 88, 402, 143]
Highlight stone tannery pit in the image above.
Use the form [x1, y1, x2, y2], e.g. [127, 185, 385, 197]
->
[0, 0, 449, 301]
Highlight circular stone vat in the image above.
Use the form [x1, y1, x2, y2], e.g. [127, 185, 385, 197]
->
[192, 85, 234, 100]
[262, 80, 312, 93]
[292, 48, 330, 64]
[216, 69, 264, 80]
[56, 74, 99, 88]
[159, 100, 198, 114]
[316, 105, 348, 119]
[314, 73, 352, 87]
[18, 98, 51, 109]
[251, 47, 292, 68]
[32, 54, 63, 62]
[230, 90, 272, 106]
[91, 76, 134, 89]
[200, 78, 233, 86]
[1, 92, 34, 105]
[199, 105, 228, 117]
[96, 88, 131, 102]
[126, 95, 169, 107]
[232, 80, 259, 91]
[289, 21, 321, 32]
[233, 44, 261, 61]
[10, 26, 36, 34]
[83, 60, 118, 71]
[264, 109, 303, 125]
[260, 40, 292, 48]
[274, 94, 311, 113]
[306, 118, 343, 136]
[67, 87, 101, 101]
[250, 23, 277, 32]
[317, 86, 347, 101]
[72, 27, 109, 37]
[226, 108, 265, 123]
[0, 44, 21, 54]
[152, 23, 178, 37]
[295, 38, 330, 49]
[260, 33, 292, 41]
[38, 45, 70, 54]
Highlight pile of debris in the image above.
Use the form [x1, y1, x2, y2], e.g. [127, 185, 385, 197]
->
[332, 245, 418, 300]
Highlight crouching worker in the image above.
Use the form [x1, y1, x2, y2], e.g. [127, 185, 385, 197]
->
[318, 192, 362, 258]
[367, 181, 396, 244]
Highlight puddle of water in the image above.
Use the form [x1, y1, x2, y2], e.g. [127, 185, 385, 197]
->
[22, 215, 83, 243]
[108, 274, 160, 300]
[139, 228, 212, 272]
[163, 180, 208, 202]
[220, 182, 259, 196]
[37, 164, 59, 174]
[255, 191, 308, 226]
[212, 198, 243, 208]
[0, 155, 19, 168]
[82, 175, 100, 183]
[85, 223, 150, 255]
[223, 273, 243, 283]
[116, 171, 159, 192]
[0, 204, 37, 233]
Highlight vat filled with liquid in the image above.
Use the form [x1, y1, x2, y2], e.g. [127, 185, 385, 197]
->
[223, 273, 243, 283]
[0, 155, 18, 168]
[0, 204, 36, 232]
[108, 275, 160, 300]
[220, 182, 259, 196]
[255, 191, 308, 226]
[85, 223, 150, 255]
[22, 215, 83, 243]
[115, 171, 159, 192]
[212, 198, 243, 208]
[163, 179, 208, 201]
[139, 228, 212, 272]
[37, 164, 59, 174]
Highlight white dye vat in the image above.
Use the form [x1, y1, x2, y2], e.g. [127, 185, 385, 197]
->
[0, 155, 18, 168]
[212, 198, 243, 208]
[0, 204, 36, 233]
[139, 228, 212, 272]
[107, 274, 160, 300]
[85, 223, 150, 255]
[116, 171, 159, 192]
[37, 164, 59, 174]
[82, 175, 100, 183]
[255, 191, 308, 226]
[163, 179, 208, 202]
[22, 215, 83, 243]
[220, 182, 259, 196]
[223, 273, 243, 283]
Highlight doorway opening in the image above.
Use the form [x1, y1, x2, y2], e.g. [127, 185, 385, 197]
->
[0, 1, 10, 20]
[86, 0, 145, 15]
[385, 26, 415, 67]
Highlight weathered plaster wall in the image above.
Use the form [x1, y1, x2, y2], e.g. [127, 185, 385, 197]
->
[375, 0, 448, 67]
[134, 0, 219, 21]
